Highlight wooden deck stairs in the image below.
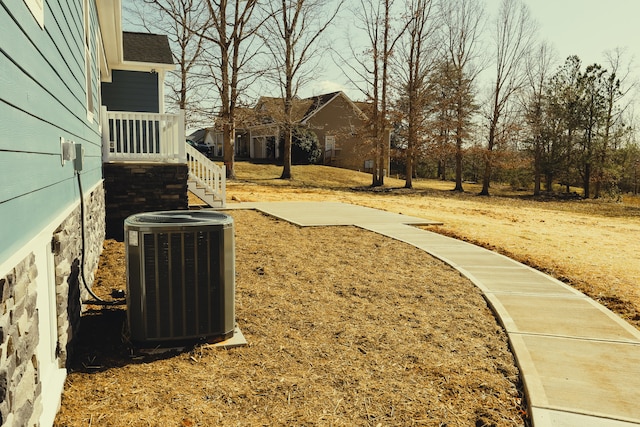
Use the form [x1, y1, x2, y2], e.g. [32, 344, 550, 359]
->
[186, 144, 226, 208]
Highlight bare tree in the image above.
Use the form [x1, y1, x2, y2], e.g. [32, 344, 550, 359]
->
[130, 0, 209, 126]
[393, 0, 438, 189]
[261, 0, 343, 180]
[522, 41, 555, 195]
[341, 0, 409, 187]
[199, 0, 264, 179]
[594, 48, 635, 197]
[438, 0, 485, 192]
[480, 0, 536, 196]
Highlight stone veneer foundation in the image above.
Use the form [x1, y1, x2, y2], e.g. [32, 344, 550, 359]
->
[52, 184, 106, 366]
[0, 184, 105, 426]
[0, 254, 40, 426]
[103, 162, 188, 239]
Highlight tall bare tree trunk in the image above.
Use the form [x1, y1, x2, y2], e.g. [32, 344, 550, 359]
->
[454, 134, 463, 191]
[262, 0, 342, 180]
[533, 142, 542, 195]
[439, 0, 485, 193]
[223, 121, 236, 178]
[481, 0, 535, 196]
[201, 0, 261, 179]
[480, 111, 498, 196]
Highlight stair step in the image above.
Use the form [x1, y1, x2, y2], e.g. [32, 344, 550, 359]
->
[187, 156, 225, 208]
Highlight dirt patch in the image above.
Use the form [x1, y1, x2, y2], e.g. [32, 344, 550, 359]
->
[55, 210, 526, 426]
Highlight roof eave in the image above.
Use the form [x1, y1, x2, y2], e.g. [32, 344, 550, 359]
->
[300, 91, 343, 124]
[115, 61, 176, 72]
[96, 0, 123, 76]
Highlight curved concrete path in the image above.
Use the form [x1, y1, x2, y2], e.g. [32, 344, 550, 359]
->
[227, 201, 640, 426]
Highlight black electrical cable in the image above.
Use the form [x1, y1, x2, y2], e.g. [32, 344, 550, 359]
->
[76, 171, 126, 306]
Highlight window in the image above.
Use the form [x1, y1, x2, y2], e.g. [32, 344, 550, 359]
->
[325, 135, 336, 152]
[23, 0, 44, 28]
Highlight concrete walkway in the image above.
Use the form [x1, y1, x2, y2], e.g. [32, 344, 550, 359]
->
[227, 201, 640, 426]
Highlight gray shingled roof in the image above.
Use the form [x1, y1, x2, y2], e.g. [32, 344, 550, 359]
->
[303, 91, 341, 120]
[122, 31, 174, 64]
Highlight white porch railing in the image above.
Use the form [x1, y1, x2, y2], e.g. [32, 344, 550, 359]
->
[101, 107, 186, 162]
[186, 144, 226, 207]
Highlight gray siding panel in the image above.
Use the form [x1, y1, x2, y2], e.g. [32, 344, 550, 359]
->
[101, 70, 160, 113]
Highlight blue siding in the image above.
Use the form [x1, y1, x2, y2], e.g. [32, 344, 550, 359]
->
[102, 70, 160, 113]
[0, 0, 103, 263]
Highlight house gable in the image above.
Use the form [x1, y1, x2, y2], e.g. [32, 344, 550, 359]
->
[304, 93, 371, 171]
[237, 91, 372, 168]
[301, 92, 368, 124]
[101, 31, 174, 113]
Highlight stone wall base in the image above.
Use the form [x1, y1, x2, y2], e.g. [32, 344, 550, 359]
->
[53, 184, 106, 365]
[0, 183, 105, 426]
[103, 162, 188, 240]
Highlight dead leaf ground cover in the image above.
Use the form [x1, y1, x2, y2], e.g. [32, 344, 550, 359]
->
[225, 163, 640, 328]
[55, 210, 525, 426]
[56, 162, 640, 426]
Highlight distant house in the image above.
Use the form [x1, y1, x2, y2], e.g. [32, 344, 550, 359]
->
[188, 107, 254, 160]
[0, 2, 215, 425]
[200, 91, 391, 173]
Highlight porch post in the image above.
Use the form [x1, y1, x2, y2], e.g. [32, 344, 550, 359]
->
[177, 109, 186, 162]
[101, 106, 110, 162]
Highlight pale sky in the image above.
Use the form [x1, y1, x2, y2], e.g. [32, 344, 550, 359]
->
[304, 0, 640, 102]
[123, 0, 639, 107]
[524, 0, 638, 70]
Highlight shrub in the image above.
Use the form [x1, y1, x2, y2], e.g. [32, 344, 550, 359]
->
[291, 126, 321, 164]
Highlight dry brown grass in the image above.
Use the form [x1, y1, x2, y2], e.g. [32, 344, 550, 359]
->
[226, 162, 640, 327]
[55, 162, 640, 426]
[55, 210, 525, 426]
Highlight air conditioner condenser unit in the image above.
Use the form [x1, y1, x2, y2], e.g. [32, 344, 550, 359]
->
[124, 210, 235, 344]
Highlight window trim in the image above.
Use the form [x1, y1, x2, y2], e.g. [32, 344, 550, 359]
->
[83, 0, 95, 122]
[325, 135, 336, 151]
[23, 0, 44, 28]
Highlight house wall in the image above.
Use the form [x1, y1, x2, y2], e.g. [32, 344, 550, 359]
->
[101, 70, 160, 113]
[0, 183, 105, 427]
[307, 95, 370, 172]
[103, 163, 189, 239]
[52, 185, 106, 365]
[236, 132, 250, 158]
[0, 1, 105, 424]
[207, 130, 250, 158]
[204, 130, 224, 158]
[249, 126, 279, 159]
[0, 252, 43, 426]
